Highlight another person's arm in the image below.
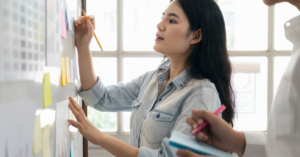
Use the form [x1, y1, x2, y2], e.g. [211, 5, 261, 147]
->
[180, 109, 266, 157]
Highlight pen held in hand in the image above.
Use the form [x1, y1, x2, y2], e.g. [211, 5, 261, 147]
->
[82, 10, 103, 51]
[192, 105, 226, 135]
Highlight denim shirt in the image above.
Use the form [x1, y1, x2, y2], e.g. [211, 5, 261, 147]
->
[79, 67, 221, 157]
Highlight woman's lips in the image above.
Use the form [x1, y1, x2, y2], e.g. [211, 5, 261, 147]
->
[155, 34, 164, 41]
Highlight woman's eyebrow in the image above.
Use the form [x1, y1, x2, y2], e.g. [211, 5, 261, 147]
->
[162, 12, 180, 19]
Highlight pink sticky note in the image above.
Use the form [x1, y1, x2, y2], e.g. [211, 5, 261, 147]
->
[61, 10, 67, 38]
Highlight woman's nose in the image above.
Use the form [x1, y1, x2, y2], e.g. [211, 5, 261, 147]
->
[157, 20, 165, 31]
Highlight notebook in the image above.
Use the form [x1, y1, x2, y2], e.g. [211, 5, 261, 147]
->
[169, 131, 232, 157]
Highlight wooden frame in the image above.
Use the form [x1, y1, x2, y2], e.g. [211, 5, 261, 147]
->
[81, 0, 88, 157]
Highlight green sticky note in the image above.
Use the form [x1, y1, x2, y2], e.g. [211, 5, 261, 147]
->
[43, 73, 52, 107]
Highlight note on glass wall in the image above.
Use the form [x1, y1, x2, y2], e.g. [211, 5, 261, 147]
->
[42, 125, 51, 157]
[56, 100, 70, 157]
[43, 73, 52, 107]
[61, 9, 67, 38]
[61, 57, 67, 86]
[33, 115, 42, 154]
[46, 0, 62, 67]
[66, 57, 71, 83]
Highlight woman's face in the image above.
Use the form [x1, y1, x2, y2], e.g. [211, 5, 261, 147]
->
[153, 1, 195, 57]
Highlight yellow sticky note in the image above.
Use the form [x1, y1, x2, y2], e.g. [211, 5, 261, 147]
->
[61, 57, 67, 86]
[43, 73, 52, 107]
[42, 125, 51, 157]
[32, 115, 42, 154]
[66, 57, 71, 84]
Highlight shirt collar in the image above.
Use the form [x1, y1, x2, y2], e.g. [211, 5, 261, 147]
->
[156, 67, 193, 90]
[285, 15, 300, 47]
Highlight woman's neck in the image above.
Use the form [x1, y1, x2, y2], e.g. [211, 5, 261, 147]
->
[168, 56, 189, 81]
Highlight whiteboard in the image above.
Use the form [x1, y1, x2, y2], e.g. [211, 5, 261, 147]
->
[0, 0, 84, 156]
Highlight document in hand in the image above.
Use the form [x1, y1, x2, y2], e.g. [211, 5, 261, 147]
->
[169, 131, 232, 157]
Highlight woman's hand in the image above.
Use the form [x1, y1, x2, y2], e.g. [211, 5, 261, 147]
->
[177, 109, 246, 156]
[68, 96, 102, 145]
[74, 15, 95, 49]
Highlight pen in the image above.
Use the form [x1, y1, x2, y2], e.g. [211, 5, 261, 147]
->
[82, 10, 103, 51]
[192, 105, 226, 135]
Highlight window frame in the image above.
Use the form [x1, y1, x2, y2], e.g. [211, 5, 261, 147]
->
[87, 0, 292, 149]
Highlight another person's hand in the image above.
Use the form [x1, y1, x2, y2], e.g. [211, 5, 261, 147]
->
[177, 109, 246, 157]
[74, 15, 95, 49]
[67, 96, 101, 145]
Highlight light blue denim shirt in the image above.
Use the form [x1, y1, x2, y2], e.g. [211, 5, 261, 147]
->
[79, 67, 221, 157]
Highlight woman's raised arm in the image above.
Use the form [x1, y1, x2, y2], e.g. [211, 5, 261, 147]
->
[75, 15, 97, 91]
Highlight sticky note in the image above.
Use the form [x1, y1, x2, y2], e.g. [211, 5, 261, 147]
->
[65, 8, 68, 28]
[61, 57, 67, 86]
[66, 57, 71, 84]
[43, 73, 52, 107]
[69, 17, 74, 35]
[65, 3, 74, 35]
[70, 138, 74, 157]
[42, 125, 51, 157]
[33, 115, 42, 154]
[61, 10, 67, 38]
[70, 59, 74, 82]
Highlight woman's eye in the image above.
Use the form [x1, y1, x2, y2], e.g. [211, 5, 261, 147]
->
[169, 19, 176, 24]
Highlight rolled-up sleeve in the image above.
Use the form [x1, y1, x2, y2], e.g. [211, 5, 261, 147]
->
[138, 87, 218, 157]
[79, 71, 152, 112]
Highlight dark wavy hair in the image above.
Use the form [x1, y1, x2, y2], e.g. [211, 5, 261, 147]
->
[164, 0, 235, 126]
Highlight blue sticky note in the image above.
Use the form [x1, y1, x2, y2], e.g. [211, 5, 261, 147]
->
[69, 17, 74, 35]
[70, 138, 74, 157]
[65, 8, 68, 28]
[65, 3, 74, 35]
[70, 59, 74, 82]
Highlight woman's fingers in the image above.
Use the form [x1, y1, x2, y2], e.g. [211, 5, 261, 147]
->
[68, 119, 82, 130]
[69, 102, 83, 122]
[68, 97, 86, 117]
[87, 15, 95, 29]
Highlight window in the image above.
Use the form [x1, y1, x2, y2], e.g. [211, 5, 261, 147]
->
[86, 0, 296, 146]
[88, 58, 117, 132]
[219, 0, 268, 50]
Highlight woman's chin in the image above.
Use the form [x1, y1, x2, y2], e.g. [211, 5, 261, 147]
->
[153, 45, 164, 54]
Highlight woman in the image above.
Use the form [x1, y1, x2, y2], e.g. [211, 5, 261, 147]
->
[68, 0, 235, 156]
[177, 0, 300, 157]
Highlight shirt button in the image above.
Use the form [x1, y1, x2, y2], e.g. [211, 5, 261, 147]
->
[180, 84, 183, 87]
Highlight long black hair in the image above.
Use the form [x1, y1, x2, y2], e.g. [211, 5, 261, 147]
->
[165, 0, 235, 126]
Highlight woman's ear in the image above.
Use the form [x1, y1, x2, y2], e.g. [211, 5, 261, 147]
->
[190, 29, 202, 44]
